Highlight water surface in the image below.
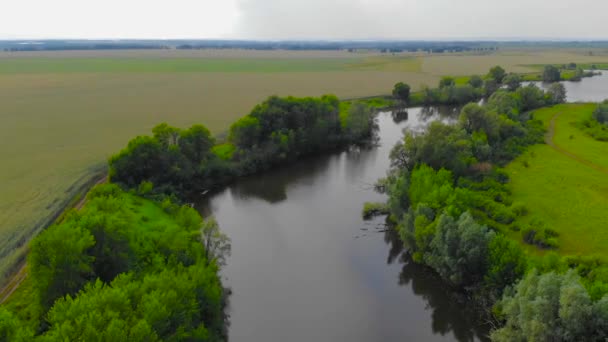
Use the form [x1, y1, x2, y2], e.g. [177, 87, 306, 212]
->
[198, 107, 487, 342]
[531, 70, 608, 102]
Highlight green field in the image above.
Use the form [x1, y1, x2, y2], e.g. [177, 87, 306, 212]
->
[3, 48, 608, 284]
[506, 104, 608, 259]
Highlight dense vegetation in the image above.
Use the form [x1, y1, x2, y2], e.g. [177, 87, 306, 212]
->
[578, 100, 608, 141]
[110, 95, 377, 196]
[379, 75, 608, 339]
[0, 184, 229, 341]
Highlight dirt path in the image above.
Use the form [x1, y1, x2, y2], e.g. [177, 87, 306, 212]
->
[0, 174, 108, 305]
[546, 112, 608, 175]
[0, 263, 27, 305]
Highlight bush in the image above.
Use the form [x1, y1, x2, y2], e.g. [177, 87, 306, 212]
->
[362, 202, 390, 220]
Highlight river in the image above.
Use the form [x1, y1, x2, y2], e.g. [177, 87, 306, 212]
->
[197, 73, 606, 341]
[531, 70, 608, 102]
[198, 106, 488, 341]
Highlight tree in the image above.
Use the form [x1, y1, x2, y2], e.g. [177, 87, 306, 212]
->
[152, 123, 180, 147]
[492, 270, 607, 341]
[344, 102, 374, 140]
[439, 76, 455, 88]
[29, 221, 95, 309]
[459, 103, 500, 141]
[179, 124, 215, 166]
[468, 75, 483, 88]
[503, 73, 521, 91]
[485, 234, 527, 293]
[393, 122, 473, 176]
[484, 78, 499, 97]
[516, 84, 546, 111]
[593, 100, 608, 124]
[229, 116, 261, 149]
[425, 212, 494, 287]
[109, 136, 164, 188]
[542, 65, 561, 83]
[0, 309, 33, 342]
[488, 66, 506, 83]
[392, 82, 411, 102]
[201, 218, 231, 267]
[547, 83, 567, 104]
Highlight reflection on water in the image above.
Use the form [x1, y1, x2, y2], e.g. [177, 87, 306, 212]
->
[197, 108, 488, 342]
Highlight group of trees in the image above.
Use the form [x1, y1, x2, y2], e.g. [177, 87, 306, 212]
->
[392, 65, 567, 108]
[110, 95, 376, 196]
[229, 95, 374, 173]
[578, 100, 608, 141]
[492, 270, 608, 341]
[0, 184, 229, 341]
[381, 75, 608, 339]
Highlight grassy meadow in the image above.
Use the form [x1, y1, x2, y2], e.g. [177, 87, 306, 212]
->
[2, 47, 608, 284]
[506, 104, 608, 259]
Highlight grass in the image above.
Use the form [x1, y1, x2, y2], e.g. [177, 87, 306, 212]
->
[506, 104, 608, 260]
[532, 104, 608, 169]
[3, 48, 608, 286]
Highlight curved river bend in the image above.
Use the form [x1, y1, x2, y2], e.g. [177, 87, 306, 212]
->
[197, 73, 608, 341]
[198, 107, 487, 342]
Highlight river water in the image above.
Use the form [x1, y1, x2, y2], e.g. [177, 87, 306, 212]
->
[530, 70, 608, 102]
[197, 74, 606, 341]
[198, 106, 487, 342]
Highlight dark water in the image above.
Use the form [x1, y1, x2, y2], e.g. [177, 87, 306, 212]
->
[198, 106, 488, 342]
[530, 70, 608, 102]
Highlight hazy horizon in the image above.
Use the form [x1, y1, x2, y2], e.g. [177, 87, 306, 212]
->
[2, 0, 608, 41]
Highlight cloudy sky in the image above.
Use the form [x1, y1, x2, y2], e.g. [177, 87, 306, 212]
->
[1, 0, 606, 40]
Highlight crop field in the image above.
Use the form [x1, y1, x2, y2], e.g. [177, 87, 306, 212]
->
[2, 47, 608, 284]
[506, 104, 608, 259]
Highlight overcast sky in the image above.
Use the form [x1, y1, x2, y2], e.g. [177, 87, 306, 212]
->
[2, 0, 607, 40]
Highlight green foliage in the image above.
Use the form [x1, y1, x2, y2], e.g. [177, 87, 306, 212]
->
[408, 165, 454, 210]
[578, 117, 608, 141]
[391, 122, 473, 176]
[488, 66, 506, 83]
[502, 73, 521, 91]
[593, 100, 608, 124]
[492, 270, 608, 341]
[392, 82, 411, 102]
[361, 202, 390, 220]
[468, 75, 483, 88]
[43, 260, 224, 341]
[459, 103, 500, 142]
[0, 308, 34, 342]
[439, 76, 455, 88]
[29, 221, 95, 310]
[343, 102, 375, 141]
[485, 234, 527, 294]
[547, 83, 567, 104]
[520, 218, 559, 249]
[211, 144, 236, 161]
[542, 64, 561, 83]
[484, 78, 499, 97]
[19, 185, 229, 340]
[426, 212, 494, 287]
[515, 84, 547, 112]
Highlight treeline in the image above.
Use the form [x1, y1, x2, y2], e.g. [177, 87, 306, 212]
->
[0, 184, 229, 341]
[393, 65, 567, 108]
[110, 95, 377, 196]
[380, 79, 608, 339]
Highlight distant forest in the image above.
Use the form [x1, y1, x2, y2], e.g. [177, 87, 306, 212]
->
[3, 39, 608, 52]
